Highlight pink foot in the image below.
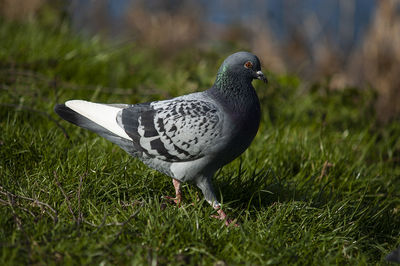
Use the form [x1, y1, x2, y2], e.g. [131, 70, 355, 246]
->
[163, 195, 181, 206]
[211, 208, 239, 227]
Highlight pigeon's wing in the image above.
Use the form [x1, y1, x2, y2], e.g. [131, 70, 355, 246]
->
[117, 98, 223, 162]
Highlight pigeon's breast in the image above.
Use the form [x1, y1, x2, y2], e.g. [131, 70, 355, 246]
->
[216, 93, 261, 166]
[231, 101, 260, 146]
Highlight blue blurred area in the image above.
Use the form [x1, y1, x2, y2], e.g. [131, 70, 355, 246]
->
[71, 0, 376, 48]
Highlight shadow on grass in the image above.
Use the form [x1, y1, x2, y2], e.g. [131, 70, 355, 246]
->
[214, 158, 400, 242]
[214, 158, 320, 210]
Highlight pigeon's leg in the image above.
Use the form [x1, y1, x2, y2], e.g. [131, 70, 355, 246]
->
[172, 179, 182, 206]
[196, 177, 238, 226]
[163, 179, 182, 206]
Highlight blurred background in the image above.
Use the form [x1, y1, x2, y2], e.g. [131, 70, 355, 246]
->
[1, 0, 399, 123]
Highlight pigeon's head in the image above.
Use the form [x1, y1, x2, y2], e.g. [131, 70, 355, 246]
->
[217, 51, 268, 85]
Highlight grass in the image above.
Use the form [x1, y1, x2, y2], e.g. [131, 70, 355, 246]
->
[1, 20, 400, 265]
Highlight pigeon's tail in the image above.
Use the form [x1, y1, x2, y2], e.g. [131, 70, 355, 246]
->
[54, 101, 137, 156]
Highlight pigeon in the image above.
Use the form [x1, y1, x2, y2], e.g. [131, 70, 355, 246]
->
[54, 51, 267, 225]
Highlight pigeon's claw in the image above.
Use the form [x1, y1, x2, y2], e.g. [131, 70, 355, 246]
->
[162, 195, 181, 206]
[211, 208, 239, 227]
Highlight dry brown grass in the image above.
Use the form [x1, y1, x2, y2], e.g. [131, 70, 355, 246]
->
[327, 0, 400, 122]
[124, 2, 203, 53]
[355, 0, 400, 122]
[0, 0, 45, 21]
[246, 0, 400, 123]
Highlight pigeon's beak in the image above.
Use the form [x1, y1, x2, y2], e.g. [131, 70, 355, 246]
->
[256, 71, 268, 84]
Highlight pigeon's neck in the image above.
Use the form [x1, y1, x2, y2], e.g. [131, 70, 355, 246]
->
[211, 70, 258, 113]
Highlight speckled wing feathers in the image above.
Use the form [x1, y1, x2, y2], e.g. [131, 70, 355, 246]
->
[117, 98, 222, 162]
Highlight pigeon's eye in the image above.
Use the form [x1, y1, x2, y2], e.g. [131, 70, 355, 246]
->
[244, 61, 253, 69]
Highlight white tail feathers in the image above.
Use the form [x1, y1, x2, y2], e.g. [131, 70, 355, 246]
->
[65, 100, 132, 140]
